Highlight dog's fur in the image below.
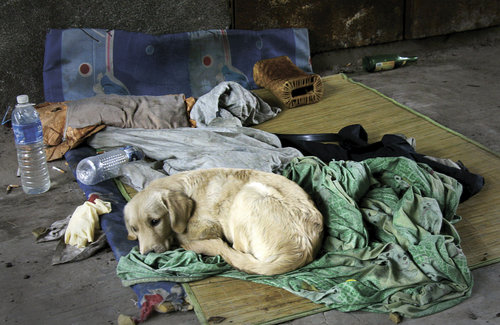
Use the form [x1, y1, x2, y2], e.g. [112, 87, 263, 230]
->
[124, 168, 323, 275]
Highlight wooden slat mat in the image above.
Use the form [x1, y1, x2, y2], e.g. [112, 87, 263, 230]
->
[184, 74, 500, 324]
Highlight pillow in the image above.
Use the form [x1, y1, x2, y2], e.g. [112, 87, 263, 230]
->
[37, 94, 194, 161]
[43, 28, 312, 101]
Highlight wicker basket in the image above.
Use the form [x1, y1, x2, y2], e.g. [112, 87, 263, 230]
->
[253, 56, 323, 108]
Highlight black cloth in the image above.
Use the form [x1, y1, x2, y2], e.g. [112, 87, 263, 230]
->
[276, 124, 484, 202]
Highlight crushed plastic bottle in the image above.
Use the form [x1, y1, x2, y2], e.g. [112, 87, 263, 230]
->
[76, 146, 144, 185]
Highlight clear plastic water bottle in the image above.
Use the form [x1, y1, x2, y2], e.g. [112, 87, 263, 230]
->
[12, 95, 51, 194]
[76, 146, 144, 185]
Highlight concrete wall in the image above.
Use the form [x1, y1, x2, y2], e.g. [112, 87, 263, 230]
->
[0, 0, 231, 113]
[1, 0, 499, 113]
[405, 0, 500, 39]
[233, 0, 500, 53]
[233, 0, 405, 52]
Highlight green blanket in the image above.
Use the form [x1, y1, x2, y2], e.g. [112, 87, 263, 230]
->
[117, 156, 472, 318]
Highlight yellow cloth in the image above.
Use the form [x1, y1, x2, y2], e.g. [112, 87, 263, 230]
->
[64, 199, 112, 248]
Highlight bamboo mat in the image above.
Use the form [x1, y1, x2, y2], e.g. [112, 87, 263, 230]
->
[184, 74, 500, 324]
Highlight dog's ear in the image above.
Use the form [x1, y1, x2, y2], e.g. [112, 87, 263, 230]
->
[123, 205, 138, 241]
[124, 206, 137, 240]
[161, 190, 194, 234]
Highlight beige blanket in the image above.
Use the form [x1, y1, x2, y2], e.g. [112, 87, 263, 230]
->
[38, 94, 194, 161]
[66, 94, 191, 129]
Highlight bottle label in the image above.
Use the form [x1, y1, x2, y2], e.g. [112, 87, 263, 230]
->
[375, 61, 396, 71]
[12, 121, 43, 145]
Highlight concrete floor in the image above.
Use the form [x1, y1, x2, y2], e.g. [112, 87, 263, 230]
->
[1, 27, 499, 325]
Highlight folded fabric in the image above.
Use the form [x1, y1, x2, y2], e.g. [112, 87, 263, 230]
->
[87, 124, 303, 185]
[189, 81, 281, 127]
[66, 94, 192, 129]
[116, 156, 472, 318]
[36, 102, 105, 161]
[37, 94, 195, 161]
[118, 247, 233, 284]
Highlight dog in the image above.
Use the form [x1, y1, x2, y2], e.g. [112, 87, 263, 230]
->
[124, 168, 323, 275]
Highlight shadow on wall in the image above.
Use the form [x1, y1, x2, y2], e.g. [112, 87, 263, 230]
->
[0, 0, 231, 110]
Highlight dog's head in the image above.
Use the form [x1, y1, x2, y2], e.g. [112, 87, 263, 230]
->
[124, 189, 194, 255]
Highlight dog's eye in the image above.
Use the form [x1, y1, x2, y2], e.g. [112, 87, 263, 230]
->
[150, 219, 161, 227]
[131, 226, 137, 232]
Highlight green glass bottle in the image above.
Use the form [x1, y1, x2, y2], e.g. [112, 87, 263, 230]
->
[362, 54, 418, 72]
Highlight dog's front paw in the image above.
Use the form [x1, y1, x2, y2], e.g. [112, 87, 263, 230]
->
[181, 241, 206, 254]
[181, 242, 194, 252]
[182, 239, 224, 256]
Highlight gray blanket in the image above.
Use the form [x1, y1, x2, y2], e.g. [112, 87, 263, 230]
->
[87, 121, 302, 190]
[190, 81, 281, 127]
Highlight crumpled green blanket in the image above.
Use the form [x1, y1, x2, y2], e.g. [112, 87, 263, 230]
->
[117, 156, 472, 318]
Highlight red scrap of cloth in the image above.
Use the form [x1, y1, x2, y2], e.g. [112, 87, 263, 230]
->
[88, 193, 99, 203]
[135, 293, 164, 323]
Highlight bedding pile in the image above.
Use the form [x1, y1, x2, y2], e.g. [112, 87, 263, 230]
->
[39, 27, 478, 320]
[116, 156, 473, 318]
[56, 81, 301, 189]
[41, 27, 316, 320]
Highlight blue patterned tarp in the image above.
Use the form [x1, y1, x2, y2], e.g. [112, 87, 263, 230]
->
[43, 28, 312, 101]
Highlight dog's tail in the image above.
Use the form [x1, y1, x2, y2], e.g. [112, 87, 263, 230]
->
[183, 238, 309, 275]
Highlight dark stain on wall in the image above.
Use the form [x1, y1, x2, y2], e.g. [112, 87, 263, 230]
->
[233, 0, 404, 53]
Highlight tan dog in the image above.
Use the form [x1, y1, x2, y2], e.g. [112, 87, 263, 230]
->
[124, 168, 323, 275]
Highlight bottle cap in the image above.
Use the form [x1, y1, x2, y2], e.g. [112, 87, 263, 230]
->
[123, 145, 145, 161]
[16, 95, 29, 104]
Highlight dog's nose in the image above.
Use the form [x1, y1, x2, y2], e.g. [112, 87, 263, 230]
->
[139, 244, 158, 255]
[153, 245, 167, 253]
[140, 244, 166, 255]
[140, 247, 154, 255]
